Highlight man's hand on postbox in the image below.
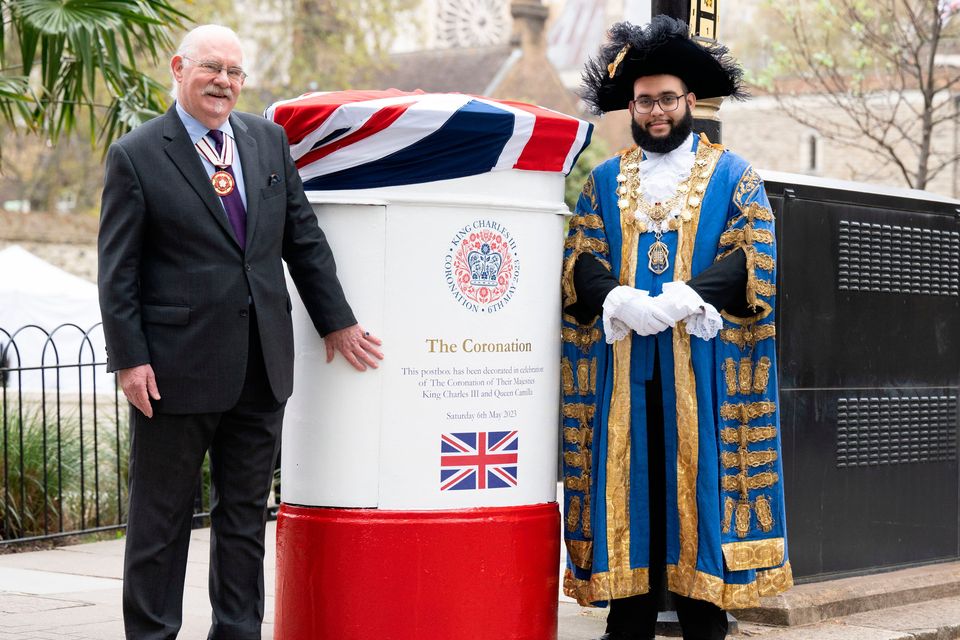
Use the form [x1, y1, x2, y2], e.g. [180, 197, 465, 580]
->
[323, 324, 384, 371]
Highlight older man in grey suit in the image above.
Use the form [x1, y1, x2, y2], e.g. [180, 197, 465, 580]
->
[98, 24, 382, 640]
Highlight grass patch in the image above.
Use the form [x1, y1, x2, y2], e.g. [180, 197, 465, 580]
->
[0, 395, 129, 541]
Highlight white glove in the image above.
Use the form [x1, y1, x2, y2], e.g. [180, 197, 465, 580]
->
[601, 286, 633, 343]
[604, 286, 673, 338]
[654, 281, 722, 341]
[652, 281, 706, 323]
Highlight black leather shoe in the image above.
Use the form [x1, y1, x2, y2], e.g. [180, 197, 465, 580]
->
[594, 633, 651, 640]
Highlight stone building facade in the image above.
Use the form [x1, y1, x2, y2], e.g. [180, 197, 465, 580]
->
[720, 93, 959, 199]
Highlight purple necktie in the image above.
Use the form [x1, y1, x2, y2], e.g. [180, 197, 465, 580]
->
[208, 129, 247, 249]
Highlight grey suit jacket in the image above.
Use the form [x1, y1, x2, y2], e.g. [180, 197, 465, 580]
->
[98, 106, 356, 414]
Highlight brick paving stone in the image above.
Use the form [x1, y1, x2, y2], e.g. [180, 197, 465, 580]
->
[0, 594, 91, 614]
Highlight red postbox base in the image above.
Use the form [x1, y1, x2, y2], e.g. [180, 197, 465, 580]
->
[275, 502, 560, 640]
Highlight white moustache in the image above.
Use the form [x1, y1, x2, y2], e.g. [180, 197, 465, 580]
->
[203, 87, 233, 99]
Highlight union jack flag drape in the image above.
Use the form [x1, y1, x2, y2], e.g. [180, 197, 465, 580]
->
[265, 89, 594, 191]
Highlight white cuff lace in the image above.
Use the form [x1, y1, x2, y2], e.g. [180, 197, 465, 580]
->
[659, 281, 722, 341]
[685, 303, 723, 341]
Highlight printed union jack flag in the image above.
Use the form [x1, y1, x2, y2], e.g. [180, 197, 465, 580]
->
[265, 89, 593, 191]
[440, 431, 519, 491]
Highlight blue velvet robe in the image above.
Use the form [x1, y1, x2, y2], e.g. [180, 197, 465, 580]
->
[560, 134, 793, 609]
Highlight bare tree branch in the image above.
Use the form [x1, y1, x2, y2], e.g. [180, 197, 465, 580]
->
[764, 0, 960, 190]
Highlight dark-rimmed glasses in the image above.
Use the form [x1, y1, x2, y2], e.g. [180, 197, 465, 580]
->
[631, 93, 688, 114]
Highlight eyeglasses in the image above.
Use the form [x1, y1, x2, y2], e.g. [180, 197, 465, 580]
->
[183, 56, 247, 81]
[631, 93, 688, 114]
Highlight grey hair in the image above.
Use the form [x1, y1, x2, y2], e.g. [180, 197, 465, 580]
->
[170, 24, 245, 100]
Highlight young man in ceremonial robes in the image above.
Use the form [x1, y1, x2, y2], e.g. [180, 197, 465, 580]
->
[98, 24, 382, 640]
[560, 17, 792, 640]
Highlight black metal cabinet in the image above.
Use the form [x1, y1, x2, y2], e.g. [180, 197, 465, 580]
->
[766, 175, 960, 580]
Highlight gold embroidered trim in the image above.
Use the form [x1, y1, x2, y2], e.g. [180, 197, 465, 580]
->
[605, 148, 643, 582]
[753, 357, 772, 395]
[720, 401, 777, 423]
[720, 323, 776, 348]
[755, 494, 775, 532]
[674, 324, 701, 585]
[564, 426, 594, 447]
[719, 227, 775, 248]
[569, 213, 603, 230]
[577, 358, 594, 394]
[563, 566, 650, 606]
[564, 231, 609, 253]
[720, 425, 777, 446]
[583, 173, 598, 211]
[715, 243, 769, 265]
[616, 148, 643, 285]
[721, 449, 778, 470]
[561, 358, 574, 395]
[755, 279, 776, 297]
[567, 496, 582, 531]
[734, 166, 763, 210]
[566, 539, 593, 571]
[668, 561, 793, 610]
[561, 381, 592, 546]
[721, 470, 780, 493]
[722, 497, 735, 534]
[672, 133, 724, 596]
[743, 246, 763, 312]
[723, 167, 776, 315]
[564, 450, 591, 470]
[756, 562, 794, 600]
[722, 538, 785, 571]
[721, 303, 773, 325]
[738, 357, 753, 395]
[582, 494, 592, 537]
[723, 358, 737, 396]
[754, 252, 776, 272]
[563, 402, 596, 428]
[735, 500, 752, 537]
[729, 201, 775, 227]
[562, 229, 610, 310]
[562, 326, 603, 353]
[742, 201, 774, 222]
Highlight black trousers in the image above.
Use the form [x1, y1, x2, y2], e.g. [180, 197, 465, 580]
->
[604, 348, 728, 640]
[123, 314, 284, 640]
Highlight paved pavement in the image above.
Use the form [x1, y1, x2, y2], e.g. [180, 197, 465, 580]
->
[1, 524, 959, 639]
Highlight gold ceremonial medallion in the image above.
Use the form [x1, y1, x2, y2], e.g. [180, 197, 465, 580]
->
[648, 238, 670, 274]
[211, 170, 235, 196]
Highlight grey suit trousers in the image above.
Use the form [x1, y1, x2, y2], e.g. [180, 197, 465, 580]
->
[122, 319, 283, 640]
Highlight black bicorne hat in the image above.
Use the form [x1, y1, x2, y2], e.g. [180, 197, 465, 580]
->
[581, 16, 746, 114]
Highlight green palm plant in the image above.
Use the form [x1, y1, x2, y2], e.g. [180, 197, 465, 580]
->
[1, 0, 187, 150]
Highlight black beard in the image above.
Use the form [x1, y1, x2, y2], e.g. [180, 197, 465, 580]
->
[631, 107, 694, 154]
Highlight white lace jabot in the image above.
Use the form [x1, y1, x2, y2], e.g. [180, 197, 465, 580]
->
[638, 133, 696, 205]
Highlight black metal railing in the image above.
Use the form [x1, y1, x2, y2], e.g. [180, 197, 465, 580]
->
[0, 323, 212, 546]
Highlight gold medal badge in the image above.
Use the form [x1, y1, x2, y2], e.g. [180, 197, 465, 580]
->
[211, 170, 235, 196]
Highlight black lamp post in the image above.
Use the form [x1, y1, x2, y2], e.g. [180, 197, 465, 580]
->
[652, 0, 724, 142]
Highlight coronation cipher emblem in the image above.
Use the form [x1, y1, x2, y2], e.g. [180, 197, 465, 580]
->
[444, 219, 520, 314]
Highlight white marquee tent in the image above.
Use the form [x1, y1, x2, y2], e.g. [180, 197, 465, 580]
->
[0, 245, 111, 392]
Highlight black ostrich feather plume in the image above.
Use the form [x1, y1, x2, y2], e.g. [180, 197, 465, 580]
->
[580, 16, 747, 114]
